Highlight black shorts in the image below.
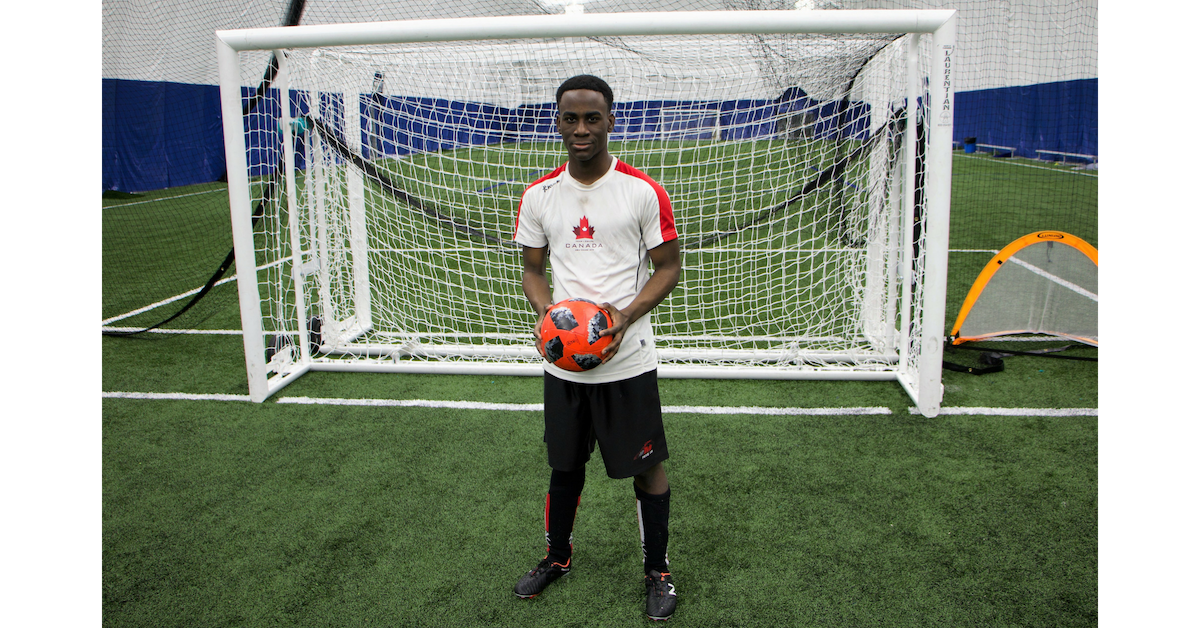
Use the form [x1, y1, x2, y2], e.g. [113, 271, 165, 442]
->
[543, 369, 669, 479]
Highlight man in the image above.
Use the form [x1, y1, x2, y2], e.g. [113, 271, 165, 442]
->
[511, 74, 682, 621]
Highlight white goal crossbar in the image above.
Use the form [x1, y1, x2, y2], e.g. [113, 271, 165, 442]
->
[213, 9, 955, 417]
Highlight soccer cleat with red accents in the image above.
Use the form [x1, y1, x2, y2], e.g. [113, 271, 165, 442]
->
[644, 570, 677, 620]
[514, 557, 570, 598]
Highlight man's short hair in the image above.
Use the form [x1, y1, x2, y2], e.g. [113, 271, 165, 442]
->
[556, 75, 614, 110]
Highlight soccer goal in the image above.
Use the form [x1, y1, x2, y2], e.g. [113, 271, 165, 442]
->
[215, 9, 957, 416]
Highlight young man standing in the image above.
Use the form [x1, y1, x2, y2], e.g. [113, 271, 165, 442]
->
[511, 74, 682, 621]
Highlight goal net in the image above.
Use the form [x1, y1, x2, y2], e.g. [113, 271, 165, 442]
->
[216, 10, 956, 414]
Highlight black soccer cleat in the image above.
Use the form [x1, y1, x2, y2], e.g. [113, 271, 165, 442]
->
[514, 557, 570, 599]
[644, 570, 677, 620]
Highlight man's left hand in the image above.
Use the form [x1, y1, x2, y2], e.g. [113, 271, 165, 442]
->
[597, 303, 628, 363]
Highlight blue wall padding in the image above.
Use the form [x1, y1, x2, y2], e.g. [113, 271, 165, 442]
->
[102, 77, 1098, 193]
[953, 78, 1097, 160]
[103, 79, 226, 193]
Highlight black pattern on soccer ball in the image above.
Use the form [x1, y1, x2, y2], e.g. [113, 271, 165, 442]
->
[549, 307, 577, 331]
[573, 353, 603, 370]
[544, 336, 564, 363]
[587, 311, 608, 344]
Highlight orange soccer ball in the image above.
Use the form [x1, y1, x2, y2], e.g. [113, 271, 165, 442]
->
[538, 298, 613, 372]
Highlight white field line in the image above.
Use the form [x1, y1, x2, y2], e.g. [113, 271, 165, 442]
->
[947, 249, 1101, 308]
[102, 326, 244, 335]
[278, 396, 542, 412]
[102, 257, 287, 325]
[912, 406, 1098, 417]
[664, 405, 891, 416]
[103, 188, 226, 208]
[955, 153, 1098, 178]
[277, 396, 889, 415]
[104, 391, 253, 402]
[101, 275, 238, 325]
[103, 391, 1097, 417]
[1008, 257, 1098, 301]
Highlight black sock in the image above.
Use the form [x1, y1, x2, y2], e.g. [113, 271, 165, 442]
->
[545, 467, 586, 565]
[634, 484, 671, 575]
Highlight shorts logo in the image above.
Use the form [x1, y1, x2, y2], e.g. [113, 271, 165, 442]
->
[635, 439, 654, 461]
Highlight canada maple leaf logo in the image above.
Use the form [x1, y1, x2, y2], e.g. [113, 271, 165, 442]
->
[573, 216, 596, 240]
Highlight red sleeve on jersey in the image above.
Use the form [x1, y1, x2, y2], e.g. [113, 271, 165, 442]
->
[614, 160, 678, 242]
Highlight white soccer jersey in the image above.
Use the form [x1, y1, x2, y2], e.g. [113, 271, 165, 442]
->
[514, 157, 678, 384]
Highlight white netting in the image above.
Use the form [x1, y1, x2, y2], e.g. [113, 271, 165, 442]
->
[236, 26, 933, 378]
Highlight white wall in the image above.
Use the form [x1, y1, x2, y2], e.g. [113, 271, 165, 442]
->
[102, 0, 1097, 93]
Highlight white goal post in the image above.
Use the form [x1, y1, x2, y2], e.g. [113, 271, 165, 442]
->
[216, 9, 956, 416]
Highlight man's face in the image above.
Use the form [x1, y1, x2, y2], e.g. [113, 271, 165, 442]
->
[556, 89, 615, 164]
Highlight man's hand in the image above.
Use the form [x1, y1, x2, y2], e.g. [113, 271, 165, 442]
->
[597, 303, 629, 363]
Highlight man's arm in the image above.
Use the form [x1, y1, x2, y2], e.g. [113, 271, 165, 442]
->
[599, 238, 681, 359]
[522, 245, 554, 350]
